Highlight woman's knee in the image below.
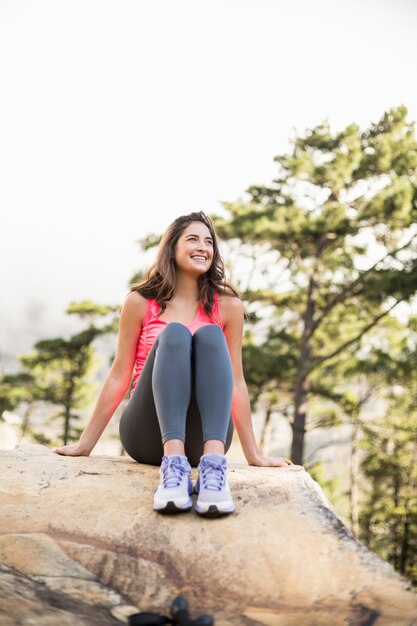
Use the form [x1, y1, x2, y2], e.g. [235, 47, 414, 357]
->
[157, 322, 192, 351]
[193, 324, 226, 352]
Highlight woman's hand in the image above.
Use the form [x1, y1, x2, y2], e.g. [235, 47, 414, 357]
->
[248, 453, 295, 468]
[52, 442, 92, 457]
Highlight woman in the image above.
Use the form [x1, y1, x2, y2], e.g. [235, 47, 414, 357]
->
[53, 211, 293, 517]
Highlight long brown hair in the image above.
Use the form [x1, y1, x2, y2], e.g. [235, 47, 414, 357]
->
[129, 211, 239, 316]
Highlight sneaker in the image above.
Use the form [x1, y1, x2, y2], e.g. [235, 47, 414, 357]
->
[153, 455, 193, 513]
[195, 453, 235, 517]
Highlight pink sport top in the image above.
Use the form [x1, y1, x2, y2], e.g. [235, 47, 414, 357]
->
[129, 293, 224, 398]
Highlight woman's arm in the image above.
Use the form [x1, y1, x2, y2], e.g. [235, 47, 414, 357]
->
[53, 291, 147, 456]
[221, 296, 293, 467]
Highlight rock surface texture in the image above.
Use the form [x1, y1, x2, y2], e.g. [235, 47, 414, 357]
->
[1, 445, 416, 626]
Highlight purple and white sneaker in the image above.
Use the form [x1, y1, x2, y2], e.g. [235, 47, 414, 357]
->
[195, 453, 235, 517]
[153, 455, 193, 514]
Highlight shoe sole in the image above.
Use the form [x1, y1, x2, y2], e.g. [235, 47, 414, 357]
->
[154, 499, 192, 514]
[195, 503, 235, 517]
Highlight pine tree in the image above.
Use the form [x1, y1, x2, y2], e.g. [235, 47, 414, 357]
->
[357, 317, 417, 585]
[15, 301, 118, 445]
[213, 105, 417, 464]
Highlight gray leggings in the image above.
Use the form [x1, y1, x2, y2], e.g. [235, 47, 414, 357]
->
[119, 322, 234, 467]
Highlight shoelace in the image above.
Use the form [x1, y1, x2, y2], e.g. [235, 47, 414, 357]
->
[200, 459, 226, 491]
[161, 456, 189, 488]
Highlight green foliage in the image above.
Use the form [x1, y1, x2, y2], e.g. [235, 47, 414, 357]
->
[305, 460, 342, 511]
[129, 269, 146, 285]
[212, 105, 417, 464]
[6, 301, 119, 446]
[31, 431, 53, 446]
[355, 318, 417, 587]
[359, 407, 417, 586]
[66, 301, 120, 321]
[0, 372, 34, 418]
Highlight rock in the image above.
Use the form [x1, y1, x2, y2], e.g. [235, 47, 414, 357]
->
[0, 444, 416, 626]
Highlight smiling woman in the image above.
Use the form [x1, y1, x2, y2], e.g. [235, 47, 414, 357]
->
[52, 211, 293, 518]
[177, 224, 213, 262]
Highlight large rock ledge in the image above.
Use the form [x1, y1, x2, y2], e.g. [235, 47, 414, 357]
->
[0, 445, 416, 626]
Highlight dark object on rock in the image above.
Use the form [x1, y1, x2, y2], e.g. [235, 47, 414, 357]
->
[129, 595, 214, 626]
[129, 613, 171, 625]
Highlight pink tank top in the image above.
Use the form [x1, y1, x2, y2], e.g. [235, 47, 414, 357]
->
[129, 293, 224, 398]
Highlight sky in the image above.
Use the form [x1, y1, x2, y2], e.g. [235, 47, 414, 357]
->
[1, 0, 417, 366]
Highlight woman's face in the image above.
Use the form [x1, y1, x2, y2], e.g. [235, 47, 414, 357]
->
[174, 221, 214, 275]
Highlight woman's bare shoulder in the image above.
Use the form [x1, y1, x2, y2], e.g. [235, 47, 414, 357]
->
[218, 294, 244, 324]
[121, 290, 149, 322]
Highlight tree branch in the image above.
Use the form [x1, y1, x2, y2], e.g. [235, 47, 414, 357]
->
[310, 298, 404, 370]
[310, 234, 416, 336]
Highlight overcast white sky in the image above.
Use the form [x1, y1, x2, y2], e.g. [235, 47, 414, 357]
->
[1, 0, 417, 364]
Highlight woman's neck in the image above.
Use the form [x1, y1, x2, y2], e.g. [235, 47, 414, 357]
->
[173, 272, 200, 301]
